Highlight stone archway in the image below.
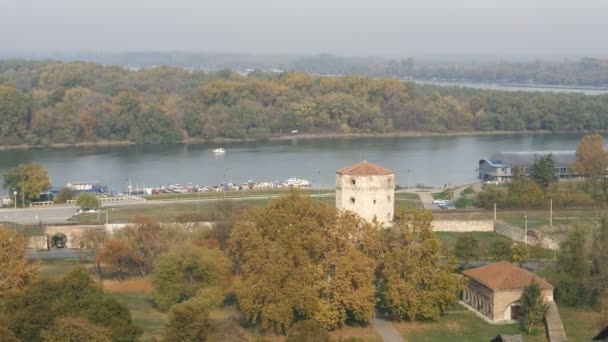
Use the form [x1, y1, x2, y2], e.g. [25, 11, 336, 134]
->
[51, 233, 67, 248]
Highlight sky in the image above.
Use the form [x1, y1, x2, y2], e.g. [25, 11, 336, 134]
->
[1, 0, 607, 59]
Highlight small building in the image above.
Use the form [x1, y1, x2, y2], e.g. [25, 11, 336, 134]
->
[335, 161, 395, 226]
[462, 261, 554, 323]
[594, 326, 608, 341]
[478, 151, 575, 182]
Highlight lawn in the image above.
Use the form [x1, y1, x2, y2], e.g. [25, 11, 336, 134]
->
[560, 306, 604, 341]
[435, 231, 513, 258]
[395, 308, 546, 342]
[432, 189, 455, 200]
[144, 188, 334, 201]
[38, 259, 86, 280]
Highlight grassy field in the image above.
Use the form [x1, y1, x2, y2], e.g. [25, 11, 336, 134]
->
[560, 306, 604, 341]
[436, 232, 512, 255]
[144, 188, 333, 201]
[395, 308, 546, 342]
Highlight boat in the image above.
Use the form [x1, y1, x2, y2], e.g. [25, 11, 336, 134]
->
[212, 148, 225, 154]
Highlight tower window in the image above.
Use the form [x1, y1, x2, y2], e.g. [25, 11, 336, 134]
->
[387, 196, 391, 202]
[350, 197, 355, 204]
[373, 200, 376, 204]
[351, 179, 356, 185]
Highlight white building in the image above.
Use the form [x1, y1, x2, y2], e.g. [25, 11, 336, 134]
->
[335, 161, 395, 226]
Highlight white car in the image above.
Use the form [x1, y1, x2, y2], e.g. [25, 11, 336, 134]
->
[433, 199, 449, 204]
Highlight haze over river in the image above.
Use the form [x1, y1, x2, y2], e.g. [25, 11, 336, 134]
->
[0, 134, 597, 193]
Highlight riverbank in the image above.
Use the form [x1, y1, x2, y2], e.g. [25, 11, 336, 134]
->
[0, 129, 595, 151]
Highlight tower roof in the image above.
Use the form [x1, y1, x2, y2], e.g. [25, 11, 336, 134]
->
[463, 261, 553, 290]
[336, 161, 394, 176]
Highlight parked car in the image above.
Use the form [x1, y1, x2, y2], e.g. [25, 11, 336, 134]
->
[433, 199, 450, 205]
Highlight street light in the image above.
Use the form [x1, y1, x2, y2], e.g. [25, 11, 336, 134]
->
[13, 190, 17, 209]
[524, 215, 528, 245]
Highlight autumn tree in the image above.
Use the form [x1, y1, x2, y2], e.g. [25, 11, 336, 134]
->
[1, 268, 141, 341]
[530, 154, 558, 191]
[286, 320, 332, 342]
[229, 191, 379, 332]
[0, 85, 30, 145]
[163, 289, 223, 342]
[76, 192, 100, 210]
[519, 282, 549, 333]
[453, 233, 479, 265]
[80, 227, 108, 278]
[40, 317, 112, 342]
[96, 239, 133, 280]
[53, 187, 75, 204]
[3, 163, 51, 206]
[0, 229, 38, 298]
[376, 210, 464, 321]
[151, 245, 230, 310]
[572, 134, 608, 200]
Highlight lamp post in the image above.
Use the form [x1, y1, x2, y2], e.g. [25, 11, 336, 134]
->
[13, 190, 17, 209]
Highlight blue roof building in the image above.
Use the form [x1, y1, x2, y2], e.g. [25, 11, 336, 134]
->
[478, 151, 576, 182]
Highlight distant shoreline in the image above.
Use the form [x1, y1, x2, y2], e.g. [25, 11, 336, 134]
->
[0, 130, 595, 151]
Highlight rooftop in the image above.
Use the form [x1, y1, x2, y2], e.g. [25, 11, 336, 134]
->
[463, 261, 553, 291]
[336, 161, 394, 176]
[486, 151, 575, 167]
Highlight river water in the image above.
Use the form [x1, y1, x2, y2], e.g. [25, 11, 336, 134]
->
[0, 133, 595, 193]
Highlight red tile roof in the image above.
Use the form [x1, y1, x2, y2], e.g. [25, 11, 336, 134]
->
[336, 161, 394, 176]
[463, 261, 553, 291]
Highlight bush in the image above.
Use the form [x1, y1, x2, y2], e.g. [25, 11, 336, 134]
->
[286, 320, 331, 342]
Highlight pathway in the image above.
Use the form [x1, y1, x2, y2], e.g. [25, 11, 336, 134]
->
[371, 313, 403, 342]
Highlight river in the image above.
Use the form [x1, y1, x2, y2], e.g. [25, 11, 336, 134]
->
[0, 133, 595, 193]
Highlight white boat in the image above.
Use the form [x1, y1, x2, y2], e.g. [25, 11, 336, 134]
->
[212, 148, 225, 154]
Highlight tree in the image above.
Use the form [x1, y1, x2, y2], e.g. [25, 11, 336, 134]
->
[53, 187, 75, 204]
[510, 243, 529, 266]
[211, 200, 240, 250]
[0, 85, 29, 144]
[572, 134, 608, 177]
[551, 228, 589, 306]
[0, 229, 38, 298]
[377, 210, 464, 321]
[163, 289, 222, 342]
[519, 282, 549, 333]
[96, 239, 133, 280]
[79, 227, 108, 278]
[530, 154, 558, 191]
[40, 317, 112, 342]
[75, 192, 100, 210]
[3, 163, 51, 207]
[0, 324, 20, 342]
[229, 191, 379, 332]
[490, 240, 512, 261]
[1, 268, 141, 341]
[286, 320, 331, 342]
[453, 233, 479, 265]
[590, 214, 608, 309]
[151, 245, 230, 310]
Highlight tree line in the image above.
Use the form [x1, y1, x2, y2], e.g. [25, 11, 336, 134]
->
[1, 60, 608, 146]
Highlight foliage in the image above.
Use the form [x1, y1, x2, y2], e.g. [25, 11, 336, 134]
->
[75, 192, 100, 210]
[519, 282, 549, 334]
[376, 210, 464, 321]
[2, 61, 608, 146]
[163, 289, 222, 342]
[151, 245, 230, 310]
[0, 324, 21, 342]
[530, 154, 558, 191]
[0, 229, 38, 298]
[453, 233, 479, 264]
[510, 243, 529, 266]
[40, 317, 112, 342]
[572, 134, 608, 177]
[229, 190, 379, 332]
[211, 199, 240, 250]
[286, 320, 332, 342]
[490, 240, 512, 261]
[79, 227, 108, 278]
[550, 228, 589, 306]
[53, 187, 75, 204]
[3, 163, 51, 206]
[0, 268, 141, 341]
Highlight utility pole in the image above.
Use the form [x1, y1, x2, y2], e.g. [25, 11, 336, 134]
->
[549, 198, 553, 227]
[493, 202, 497, 221]
[13, 190, 17, 209]
[524, 215, 528, 245]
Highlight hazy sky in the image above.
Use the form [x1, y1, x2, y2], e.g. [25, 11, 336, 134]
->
[1, 0, 607, 58]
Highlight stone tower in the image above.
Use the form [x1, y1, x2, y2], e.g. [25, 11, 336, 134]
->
[335, 161, 395, 226]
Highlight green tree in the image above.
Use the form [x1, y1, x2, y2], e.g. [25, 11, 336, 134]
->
[0, 229, 38, 298]
[53, 187, 75, 204]
[3, 163, 51, 207]
[75, 192, 100, 210]
[151, 245, 230, 310]
[519, 282, 549, 333]
[229, 191, 379, 332]
[163, 289, 222, 342]
[377, 210, 464, 321]
[552, 228, 589, 306]
[40, 317, 112, 342]
[530, 154, 558, 191]
[490, 240, 512, 261]
[453, 233, 479, 264]
[286, 320, 332, 342]
[510, 243, 529, 266]
[0, 85, 30, 145]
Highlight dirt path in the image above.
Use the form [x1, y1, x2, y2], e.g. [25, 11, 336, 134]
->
[371, 314, 403, 342]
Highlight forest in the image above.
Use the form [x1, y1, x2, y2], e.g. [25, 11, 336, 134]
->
[1, 59, 608, 146]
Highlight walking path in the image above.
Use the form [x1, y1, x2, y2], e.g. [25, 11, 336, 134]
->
[371, 314, 403, 342]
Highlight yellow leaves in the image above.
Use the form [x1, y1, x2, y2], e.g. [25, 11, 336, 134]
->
[0, 229, 38, 298]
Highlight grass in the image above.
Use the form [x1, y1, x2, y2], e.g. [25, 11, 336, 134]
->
[462, 186, 475, 195]
[38, 259, 85, 280]
[106, 290, 166, 341]
[395, 308, 546, 342]
[395, 193, 423, 210]
[435, 232, 513, 258]
[432, 189, 454, 200]
[560, 306, 604, 341]
[144, 188, 333, 201]
[454, 197, 472, 208]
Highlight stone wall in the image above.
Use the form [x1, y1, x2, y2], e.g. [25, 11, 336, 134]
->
[336, 173, 394, 226]
[494, 221, 525, 241]
[432, 220, 494, 232]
